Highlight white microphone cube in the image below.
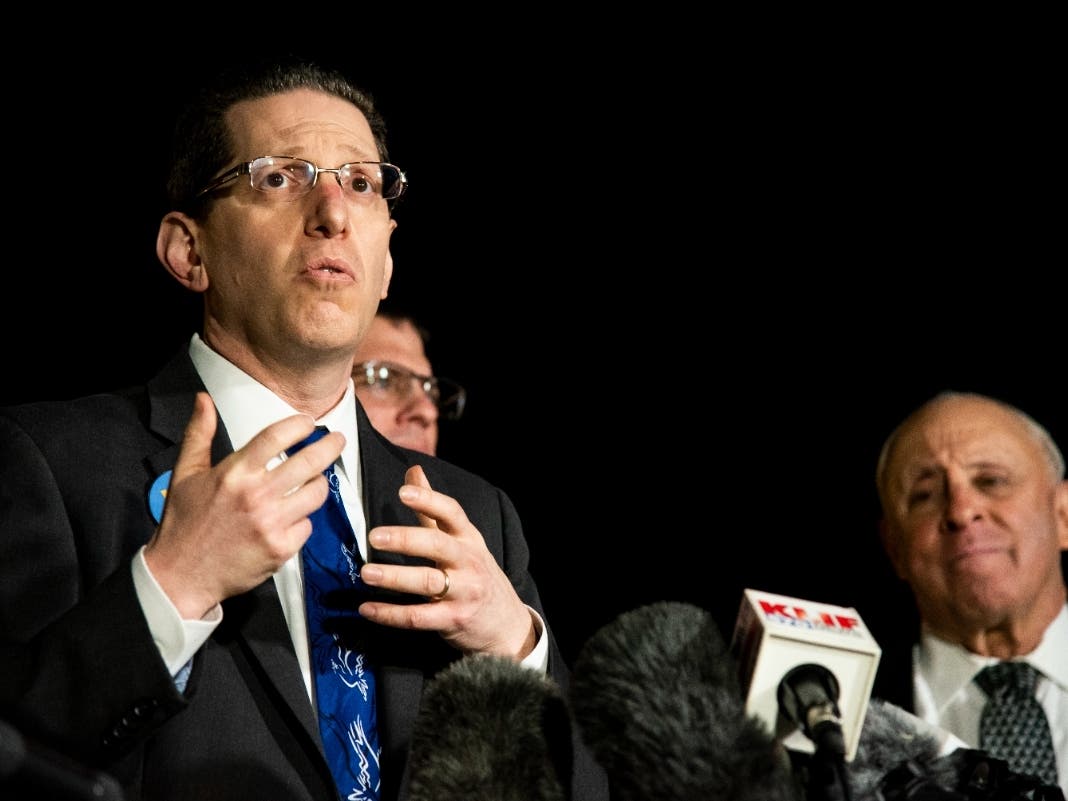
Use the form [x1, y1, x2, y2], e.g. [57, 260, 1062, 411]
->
[730, 589, 882, 761]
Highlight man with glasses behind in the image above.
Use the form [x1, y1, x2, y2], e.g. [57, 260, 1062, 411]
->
[352, 307, 466, 457]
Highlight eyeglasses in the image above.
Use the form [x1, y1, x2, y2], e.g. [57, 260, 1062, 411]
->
[195, 156, 408, 203]
[353, 360, 466, 421]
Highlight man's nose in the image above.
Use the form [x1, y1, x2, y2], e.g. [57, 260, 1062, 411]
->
[941, 478, 981, 532]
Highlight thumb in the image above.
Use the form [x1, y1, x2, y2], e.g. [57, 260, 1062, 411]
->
[172, 391, 218, 485]
[405, 464, 438, 530]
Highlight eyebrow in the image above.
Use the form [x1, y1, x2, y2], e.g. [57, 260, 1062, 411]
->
[263, 143, 380, 162]
[906, 458, 1012, 483]
[904, 465, 941, 485]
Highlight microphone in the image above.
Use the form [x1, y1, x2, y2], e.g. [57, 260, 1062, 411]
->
[730, 589, 882, 763]
[851, 700, 1066, 801]
[407, 654, 573, 801]
[778, 662, 847, 758]
[569, 600, 798, 801]
[0, 718, 125, 800]
[848, 697, 954, 800]
[727, 591, 1053, 801]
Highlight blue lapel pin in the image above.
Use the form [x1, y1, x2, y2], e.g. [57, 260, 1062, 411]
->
[148, 470, 172, 524]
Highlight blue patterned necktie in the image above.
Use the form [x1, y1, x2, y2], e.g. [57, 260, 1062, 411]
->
[975, 661, 1059, 788]
[288, 427, 380, 801]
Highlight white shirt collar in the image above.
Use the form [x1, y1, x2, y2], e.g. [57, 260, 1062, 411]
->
[1030, 604, 1068, 691]
[919, 603, 1068, 706]
[187, 333, 361, 486]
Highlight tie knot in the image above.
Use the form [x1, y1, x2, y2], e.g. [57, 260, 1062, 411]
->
[974, 661, 1040, 697]
[286, 425, 329, 458]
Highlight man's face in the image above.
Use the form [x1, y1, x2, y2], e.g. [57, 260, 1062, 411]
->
[353, 317, 439, 456]
[880, 396, 1068, 637]
[194, 88, 395, 367]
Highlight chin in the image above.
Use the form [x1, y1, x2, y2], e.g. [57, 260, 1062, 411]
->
[945, 550, 1015, 583]
[390, 434, 434, 456]
[947, 582, 1023, 624]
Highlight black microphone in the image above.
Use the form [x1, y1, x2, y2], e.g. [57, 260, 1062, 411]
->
[569, 601, 798, 801]
[407, 654, 573, 801]
[778, 663, 847, 758]
[0, 718, 125, 801]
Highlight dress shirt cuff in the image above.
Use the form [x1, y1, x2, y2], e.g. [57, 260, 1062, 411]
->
[132, 547, 222, 675]
[519, 606, 549, 673]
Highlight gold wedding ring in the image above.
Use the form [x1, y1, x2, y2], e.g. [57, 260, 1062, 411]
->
[431, 567, 450, 601]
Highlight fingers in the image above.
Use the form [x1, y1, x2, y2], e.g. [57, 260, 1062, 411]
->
[171, 391, 218, 486]
[369, 475, 465, 564]
[250, 416, 346, 500]
[363, 470, 475, 603]
[430, 567, 451, 601]
[396, 467, 468, 535]
[255, 415, 317, 472]
[361, 562, 452, 600]
[364, 469, 464, 596]
[359, 473, 534, 657]
[404, 465, 437, 530]
[147, 402, 355, 622]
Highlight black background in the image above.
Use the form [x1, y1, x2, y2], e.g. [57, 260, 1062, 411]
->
[3, 26, 1062, 668]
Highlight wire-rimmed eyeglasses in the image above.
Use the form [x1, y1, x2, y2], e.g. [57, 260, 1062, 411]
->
[353, 360, 466, 421]
[195, 156, 408, 203]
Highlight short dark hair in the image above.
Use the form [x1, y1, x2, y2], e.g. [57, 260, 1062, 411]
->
[375, 301, 431, 348]
[166, 56, 391, 217]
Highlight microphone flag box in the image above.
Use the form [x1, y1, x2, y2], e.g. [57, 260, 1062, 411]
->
[730, 588, 881, 761]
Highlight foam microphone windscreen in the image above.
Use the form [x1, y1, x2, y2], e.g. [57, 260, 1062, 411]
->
[407, 654, 572, 801]
[570, 601, 798, 801]
[849, 698, 947, 799]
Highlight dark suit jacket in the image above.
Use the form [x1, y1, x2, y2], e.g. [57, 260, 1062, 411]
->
[0, 347, 609, 801]
[870, 638, 918, 715]
[867, 598, 923, 717]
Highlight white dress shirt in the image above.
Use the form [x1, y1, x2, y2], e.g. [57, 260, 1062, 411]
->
[913, 603, 1068, 790]
[132, 334, 546, 703]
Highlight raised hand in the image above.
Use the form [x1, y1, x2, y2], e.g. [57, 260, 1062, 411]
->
[143, 392, 344, 619]
[358, 465, 538, 661]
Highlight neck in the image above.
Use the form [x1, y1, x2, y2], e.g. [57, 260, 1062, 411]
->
[201, 328, 353, 419]
[928, 585, 1066, 659]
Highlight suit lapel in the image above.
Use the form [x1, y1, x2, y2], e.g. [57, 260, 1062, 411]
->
[355, 406, 445, 764]
[144, 348, 319, 742]
[222, 581, 322, 742]
[357, 406, 429, 565]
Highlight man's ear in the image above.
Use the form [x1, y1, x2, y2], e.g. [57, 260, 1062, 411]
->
[1055, 479, 1068, 550]
[157, 211, 209, 292]
[380, 221, 396, 300]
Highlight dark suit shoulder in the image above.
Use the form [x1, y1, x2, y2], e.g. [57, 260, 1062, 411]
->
[0, 346, 201, 456]
[871, 634, 917, 712]
[1, 387, 156, 461]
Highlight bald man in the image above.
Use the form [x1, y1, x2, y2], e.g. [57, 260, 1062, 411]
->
[874, 391, 1068, 789]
